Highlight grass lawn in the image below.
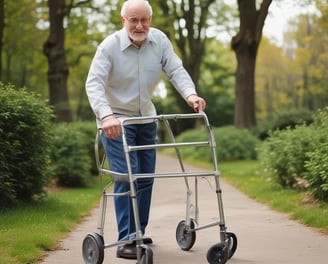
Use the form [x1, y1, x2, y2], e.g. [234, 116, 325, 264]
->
[0, 179, 100, 264]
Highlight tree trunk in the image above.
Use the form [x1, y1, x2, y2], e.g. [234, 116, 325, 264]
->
[233, 44, 257, 127]
[231, 0, 272, 128]
[43, 0, 72, 122]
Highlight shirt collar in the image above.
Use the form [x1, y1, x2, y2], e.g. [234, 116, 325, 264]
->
[120, 28, 155, 51]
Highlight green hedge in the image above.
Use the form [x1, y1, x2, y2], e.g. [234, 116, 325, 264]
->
[71, 121, 99, 175]
[304, 108, 328, 201]
[305, 142, 328, 201]
[214, 126, 259, 160]
[258, 107, 328, 201]
[48, 123, 94, 187]
[254, 108, 313, 140]
[257, 125, 315, 187]
[175, 125, 259, 162]
[0, 83, 53, 207]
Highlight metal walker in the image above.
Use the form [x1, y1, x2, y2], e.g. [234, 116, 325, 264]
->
[82, 112, 237, 264]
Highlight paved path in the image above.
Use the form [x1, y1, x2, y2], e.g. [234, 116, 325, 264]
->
[39, 154, 328, 264]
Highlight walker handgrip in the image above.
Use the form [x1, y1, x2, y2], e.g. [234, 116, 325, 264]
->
[193, 103, 199, 113]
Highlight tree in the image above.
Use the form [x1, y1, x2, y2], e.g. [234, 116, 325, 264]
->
[43, 0, 95, 122]
[286, 13, 328, 110]
[2, 0, 46, 88]
[0, 0, 4, 80]
[255, 2, 328, 118]
[154, 0, 216, 117]
[199, 39, 235, 126]
[43, 0, 111, 122]
[256, 37, 290, 118]
[231, 0, 272, 128]
[65, 12, 100, 121]
[317, 0, 328, 31]
[43, 0, 72, 122]
[2, 0, 45, 89]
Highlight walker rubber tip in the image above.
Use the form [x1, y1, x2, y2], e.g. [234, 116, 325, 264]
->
[193, 103, 199, 113]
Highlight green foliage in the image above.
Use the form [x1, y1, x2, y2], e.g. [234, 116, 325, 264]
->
[254, 108, 313, 140]
[257, 11, 328, 115]
[312, 105, 328, 127]
[0, 83, 54, 207]
[205, 94, 234, 127]
[304, 107, 328, 201]
[258, 126, 315, 187]
[214, 126, 259, 160]
[258, 107, 328, 201]
[198, 39, 236, 127]
[71, 121, 99, 174]
[2, 0, 48, 96]
[175, 126, 259, 162]
[48, 123, 92, 187]
[305, 142, 328, 201]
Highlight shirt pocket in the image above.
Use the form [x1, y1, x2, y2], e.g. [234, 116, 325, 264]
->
[143, 63, 162, 86]
[144, 63, 162, 72]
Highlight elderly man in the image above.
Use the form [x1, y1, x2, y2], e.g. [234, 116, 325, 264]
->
[86, 0, 206, 259]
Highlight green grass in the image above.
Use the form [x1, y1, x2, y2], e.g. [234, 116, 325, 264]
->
[218, 160, 328, 234]
[0, 179, 101, 264]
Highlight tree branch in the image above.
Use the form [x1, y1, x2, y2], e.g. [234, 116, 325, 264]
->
[256, 0, 272, 42]
[65, 0, 92, 17]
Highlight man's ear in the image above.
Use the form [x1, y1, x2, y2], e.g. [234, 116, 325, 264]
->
[120, 16, 125, 25]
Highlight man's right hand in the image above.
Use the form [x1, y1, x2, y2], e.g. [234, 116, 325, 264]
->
[102, 115, 121, 138]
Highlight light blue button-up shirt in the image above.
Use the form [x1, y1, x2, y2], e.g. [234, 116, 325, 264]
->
[86, 27, 197, 126]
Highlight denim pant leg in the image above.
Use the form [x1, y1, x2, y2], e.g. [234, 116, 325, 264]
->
[101, 122, 156, 241]
[102, 131, 134, 241]
[135, 122, 156, 235]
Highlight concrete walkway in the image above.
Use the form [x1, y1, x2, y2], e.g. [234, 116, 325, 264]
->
[39, 154, 328, 264]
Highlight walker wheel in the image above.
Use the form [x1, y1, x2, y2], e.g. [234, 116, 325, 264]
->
[82, 232, 104, 264]
[175, 219, 196, 251]
[226, 232, 237, 259]
[207, 242, 228, 264]
[140, 246, 153, 264]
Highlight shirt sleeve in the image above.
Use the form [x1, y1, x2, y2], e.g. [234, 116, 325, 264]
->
[160, 34, 197, 99]
[85, 39, 113, 121]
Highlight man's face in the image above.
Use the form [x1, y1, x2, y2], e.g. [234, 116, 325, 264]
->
[121, 3, 152, 46]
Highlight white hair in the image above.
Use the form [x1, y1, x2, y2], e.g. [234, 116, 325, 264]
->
[120, 0, 153, 16]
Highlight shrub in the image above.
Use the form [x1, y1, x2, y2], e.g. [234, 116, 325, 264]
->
[174, 126, 213, 163]
[257, 125, 315, 187]
[71, 121, 99, 174]
[311, 106, 328, 128]
[254, 108, 313, 140]
[305, 141, 328, 201]
[175, 126, 259, 162]
[304, 107, 328, 201]
[257, 107, 328, 200]
[49, 123, 92, 187]
[214, 126, 259, 161]
[0, 83, 53, 207]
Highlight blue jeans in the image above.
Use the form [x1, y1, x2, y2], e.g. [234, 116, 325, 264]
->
[102, 122, 157, 241]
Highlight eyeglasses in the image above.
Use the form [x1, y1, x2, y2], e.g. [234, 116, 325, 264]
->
[124, 16, 151, 26]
